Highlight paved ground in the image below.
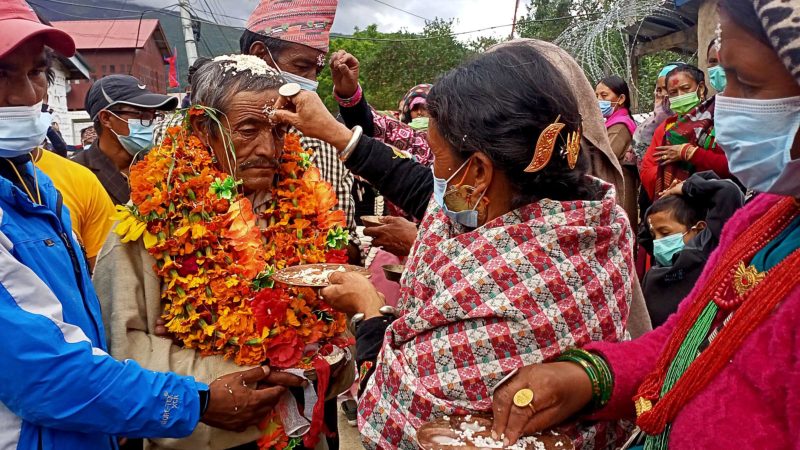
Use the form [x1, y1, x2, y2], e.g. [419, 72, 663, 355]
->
[336, 399, 362, 449]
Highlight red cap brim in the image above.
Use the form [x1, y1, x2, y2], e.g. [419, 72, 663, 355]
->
[0, 19, 76, 59]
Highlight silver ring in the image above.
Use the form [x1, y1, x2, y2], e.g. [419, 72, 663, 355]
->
[279, 82, 301, 98]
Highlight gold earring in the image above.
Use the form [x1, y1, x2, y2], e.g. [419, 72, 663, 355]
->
[525, 115, 564, 173]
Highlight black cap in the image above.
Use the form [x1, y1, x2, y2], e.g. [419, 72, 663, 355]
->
[86, 74, 179, 120]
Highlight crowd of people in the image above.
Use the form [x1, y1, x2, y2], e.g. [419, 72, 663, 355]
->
[0, 0, 798, 449]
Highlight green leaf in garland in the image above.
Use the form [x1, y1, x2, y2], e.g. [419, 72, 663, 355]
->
[298, 152, 313, 169]
[210, 176, 242, 200]
[252, 266, 275, 290]
[326, 226, 349, 250]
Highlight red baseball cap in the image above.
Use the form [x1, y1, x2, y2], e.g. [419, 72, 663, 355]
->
[0, 0, 75, 59]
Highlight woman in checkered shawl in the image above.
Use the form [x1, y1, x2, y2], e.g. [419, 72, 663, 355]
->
[288, 43, 637, 449]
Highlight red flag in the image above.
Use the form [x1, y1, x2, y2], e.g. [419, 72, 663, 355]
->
[165, 47, 179, 89]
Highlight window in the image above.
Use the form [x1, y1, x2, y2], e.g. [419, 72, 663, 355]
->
[101, 65, 106, 74]
[109, 64, 116, 73]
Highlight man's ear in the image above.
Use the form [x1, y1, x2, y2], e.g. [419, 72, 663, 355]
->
[250, 41, 269, 63]
[189, 114, 210, 147]
[98, 110, 115, 133]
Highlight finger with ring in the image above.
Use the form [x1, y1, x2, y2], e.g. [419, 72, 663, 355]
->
[278, 83, 301, 98]
[513, 388, 536, 413]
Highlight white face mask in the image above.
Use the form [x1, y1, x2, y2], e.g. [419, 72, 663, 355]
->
[265, 46, 320, 92]
[0, 102, 51, 158]
[714, 95, 800, 196]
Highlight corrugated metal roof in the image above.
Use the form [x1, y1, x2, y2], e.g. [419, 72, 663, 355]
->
[51, 19, 160, 50]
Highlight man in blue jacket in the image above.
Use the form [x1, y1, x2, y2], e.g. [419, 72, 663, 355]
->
[0, 2, 302, 449]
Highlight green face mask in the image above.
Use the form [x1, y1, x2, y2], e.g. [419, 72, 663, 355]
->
[669, 89, 701, 115]
[409, 116, 429, 130]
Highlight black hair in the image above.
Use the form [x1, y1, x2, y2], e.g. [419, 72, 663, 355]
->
[45, 50, 55, 85]
[706, 38, 718, 56]
[80, 126, 93, 138]
[239, 29, 295, 59]
[187, 56, 212, 85]
[599, 75, 633, 116]
[427, 43, 598, 208]
[665, 63, 708, 98]
[719, 0, 771, 46]
[647, 195, 706, 229]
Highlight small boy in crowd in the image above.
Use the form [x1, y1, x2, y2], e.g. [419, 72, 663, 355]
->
[640, 171, 744, 326]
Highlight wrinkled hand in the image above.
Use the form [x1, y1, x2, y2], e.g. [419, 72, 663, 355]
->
[271, 91, 353, 150]
[202, 366, 306, 432]
[320, 272, 384, 318]
[363, 216, 417, 257]
[654, 145, 684, 165]
[491, 363, 592, 446]
[330, 50, 360, 99]
[659, 179, 685, 198]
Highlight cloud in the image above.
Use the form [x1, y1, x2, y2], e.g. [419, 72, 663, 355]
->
[139, 0, 520, 40]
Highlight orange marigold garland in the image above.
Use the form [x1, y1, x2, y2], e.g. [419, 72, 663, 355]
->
[112, 107, 350, 449]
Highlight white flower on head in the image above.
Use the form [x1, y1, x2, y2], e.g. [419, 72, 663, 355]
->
[212, 54, 281, 78]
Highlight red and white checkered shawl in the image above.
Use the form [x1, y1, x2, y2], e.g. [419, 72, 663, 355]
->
[357, 178, 634, 449]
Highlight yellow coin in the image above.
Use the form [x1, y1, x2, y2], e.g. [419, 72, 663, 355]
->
[513, 388, 534, 407]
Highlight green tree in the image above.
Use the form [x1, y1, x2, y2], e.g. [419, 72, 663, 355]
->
[319, 20, 475, 112]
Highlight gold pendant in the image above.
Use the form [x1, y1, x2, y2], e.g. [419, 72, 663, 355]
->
[635, 397, 652, 417]
[733, 262, 766, 296]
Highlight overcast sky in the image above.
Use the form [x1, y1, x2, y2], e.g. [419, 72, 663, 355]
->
[138, 0, 524, 41]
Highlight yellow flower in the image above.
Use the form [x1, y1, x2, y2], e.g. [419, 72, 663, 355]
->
[143, 231, 158, 249]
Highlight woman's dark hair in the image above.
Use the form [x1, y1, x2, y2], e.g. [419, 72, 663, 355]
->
[647, 195, 706, 229]
[719, 0, 771, 46]
[427, 43, 598, 208]
[665, 63, 708, 99]
[706, 38, 718, 56]
[599, 75, 632, 114]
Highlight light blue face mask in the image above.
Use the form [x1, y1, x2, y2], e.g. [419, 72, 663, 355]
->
[707, 65, 727, 92]
[653, 232, 687, 267]
[432, 159, 486, 228]
[598, 100, 614, 118]
[0, 102, 51, 158]
[265, 46, 320, 92]
[409, 117, 429, 130]
[715, 94, 800, 196]
[280, 71, 319, 92]
[109, 113, 157, 156]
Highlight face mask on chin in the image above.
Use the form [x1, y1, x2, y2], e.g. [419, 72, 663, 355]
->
[715, 94, 800, 196]
[0, 102, 51, 158]
[431, 158, 487, 228]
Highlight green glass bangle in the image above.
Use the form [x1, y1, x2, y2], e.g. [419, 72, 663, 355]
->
[557, 349, 614, 410]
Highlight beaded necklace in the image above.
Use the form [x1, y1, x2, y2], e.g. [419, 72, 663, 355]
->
[634, 197, 800, 446]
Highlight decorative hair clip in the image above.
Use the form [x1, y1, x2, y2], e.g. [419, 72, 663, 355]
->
[525, 115, 565, 173]
[563, 129, 581, 169]
[714, 23, 722, 52]
[317, 53, 326, 67]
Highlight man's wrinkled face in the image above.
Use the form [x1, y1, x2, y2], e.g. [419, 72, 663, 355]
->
[0, 38, 48, 107]
[207, 90, 287, 193]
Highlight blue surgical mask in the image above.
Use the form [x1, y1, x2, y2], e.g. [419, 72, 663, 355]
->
[109, 113, 157, 156]
[0, 102, 51, 158]
[715, 95, 800, 195]
[432, 159, 486, 228]
[707, 65, 727, 92]
[265, 46, 320, 92]
[598, 100, 614, 118]
[653, 232, 687, 267]
[280, 71, 319, 92]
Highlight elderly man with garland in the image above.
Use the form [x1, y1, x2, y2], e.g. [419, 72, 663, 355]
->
[240, 0, 359, 263]
[0, 2, 302, 450]
[94, 55, 355, 450]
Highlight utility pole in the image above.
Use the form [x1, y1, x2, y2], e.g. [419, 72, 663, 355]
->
[510, 0, 520, 40]
[179, 0, 198, 65]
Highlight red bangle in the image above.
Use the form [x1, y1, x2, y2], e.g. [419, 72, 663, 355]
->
[334, 84, 363, 108]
